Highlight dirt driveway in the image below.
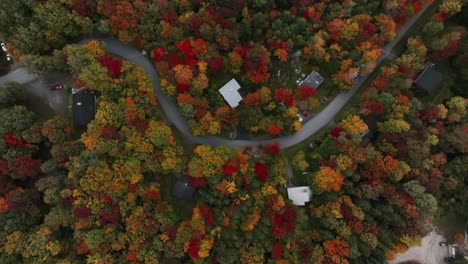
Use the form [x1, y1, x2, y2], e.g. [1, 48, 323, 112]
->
[388, 231, 449, 264]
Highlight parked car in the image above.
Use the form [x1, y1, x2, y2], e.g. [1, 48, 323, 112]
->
[5, 54, 12, 62]
[440, 242, 457, 262]
[1, 42, 7, 52]
[49, 84, 62, 90]
[300, 110, 309, 118]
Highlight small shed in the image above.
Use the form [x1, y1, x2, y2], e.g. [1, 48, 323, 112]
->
[172, 175, 195, 200]
[72, 90, 96, 127]
[218, 78, 242, 108]
[414, 63, 443, 95]
[287, 186, 312, 206]
[299, 71, 324, 88]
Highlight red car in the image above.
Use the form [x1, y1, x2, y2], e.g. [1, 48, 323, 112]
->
[300, 110, 309, 117]
[49, 84, 62, 90]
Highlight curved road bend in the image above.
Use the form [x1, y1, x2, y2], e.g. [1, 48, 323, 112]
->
[2, 4, 433, 150]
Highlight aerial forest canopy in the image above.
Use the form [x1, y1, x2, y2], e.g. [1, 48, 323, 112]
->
[0, 0, 467, 263]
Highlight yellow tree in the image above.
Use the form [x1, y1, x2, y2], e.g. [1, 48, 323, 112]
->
[339, 115, 368, 136]
[312, 166, 344, 193]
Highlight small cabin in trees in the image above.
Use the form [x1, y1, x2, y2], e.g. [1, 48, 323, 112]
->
[72, 89, 96, 127]
[219, 78, 242, 108]
[414, 62, 443, 95]
[287, 186, 312, 206]
[172, 175, 195, 200]
[299, 71, 324, 88]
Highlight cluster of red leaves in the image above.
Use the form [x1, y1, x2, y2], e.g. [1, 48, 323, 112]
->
[152, 47, 167, 63]
[263, 142, 280, 155]
[126, 251, 138, 261]
[100, 125, 121, 139]
[269, 206, 297, 238]
[133, 34, 145, 49]
[74, 206, 91, 218]
[254, 163, 268, 181]
[267, 124, 282, 136]
[144, 189, 161, 200]
[176, 39, 195, 58]
[275, 88, 295, 106]
[296, 86, 317, 101]
[208, 56, 225, 74]
[3, 133, 27, 148]
[420, 107, 440, 121]
[433, 12, 447, 22]
[360, 101, 384, 115]
[323, 238, 350, 258]
[0, 159, 10, 177]
[245, 56, 270, 83]
[10, 156, 41, 178]
[188, 176, 208, 188]
[176, 84, 190, 93]
[188, 238, 200, 259]
[431, 40, 459, 61]
[198, 204, 214, 225]
[223, 164, 237, 175]
[98, 55, 122, 79]
[272, 241, 283, 259]
[349, 219, 364, 235]
[361, 22, 377, 38]
[234, 45, 249, 60]
[192, 39, 207, 58]
[128, 183, 138, 193]
[329, 127, 343, 138]
[373, 77, 388, 90]
[300, 7, 321, 21]
[412, 0, 422, 14]
[99, 204, 120, 225]
[267, 39, 292, 51]
[167, 39, 198, 67]
[72, 0, 96, 17]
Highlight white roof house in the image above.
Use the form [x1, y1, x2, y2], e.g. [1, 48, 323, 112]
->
[219, 78, 242, 108]
[287, 186, 312, 206]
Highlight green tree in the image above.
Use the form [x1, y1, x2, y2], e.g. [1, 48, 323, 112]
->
[0, 105, 35, 134]
[403, 180, 438, 215]
[0, 82, 26, 106]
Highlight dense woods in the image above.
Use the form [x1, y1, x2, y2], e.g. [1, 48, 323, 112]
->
[0, 0, 466, 263]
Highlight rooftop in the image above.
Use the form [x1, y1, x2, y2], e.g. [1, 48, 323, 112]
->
[299, 71, 324, 88]
[287, 186, 312, 206]
[414, 63, 443, 95]
[172, 175, 195, 200]
[72, 90, 96, 127]
[218, 78, 242, 108]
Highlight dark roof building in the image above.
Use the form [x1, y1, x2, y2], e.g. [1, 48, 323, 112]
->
[414, 63, 443, 95]
[72, 90, 96, 127]
[299, 71, 324, 88]
[172, 175, 195, 200]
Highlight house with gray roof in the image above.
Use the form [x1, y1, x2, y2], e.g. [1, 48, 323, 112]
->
[414, 63, 443, 95]
[219, 78, 242, 108]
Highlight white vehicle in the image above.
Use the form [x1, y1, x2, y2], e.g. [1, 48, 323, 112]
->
[1, 42, 7, 52]
[6, 54, 11, 62]
[296, 114, 303, 122]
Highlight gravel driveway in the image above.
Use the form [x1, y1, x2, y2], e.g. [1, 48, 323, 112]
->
[388, 231, 448, 264]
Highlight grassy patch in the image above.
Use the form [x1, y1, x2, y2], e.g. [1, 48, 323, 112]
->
[434, 208, 466, 239]
[283, 128, 328, 157]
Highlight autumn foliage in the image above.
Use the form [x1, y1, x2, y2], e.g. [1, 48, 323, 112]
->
[313, 166, 344, 193]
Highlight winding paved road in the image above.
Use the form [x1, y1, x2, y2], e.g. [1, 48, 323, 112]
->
[2, 4, 434, 149]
